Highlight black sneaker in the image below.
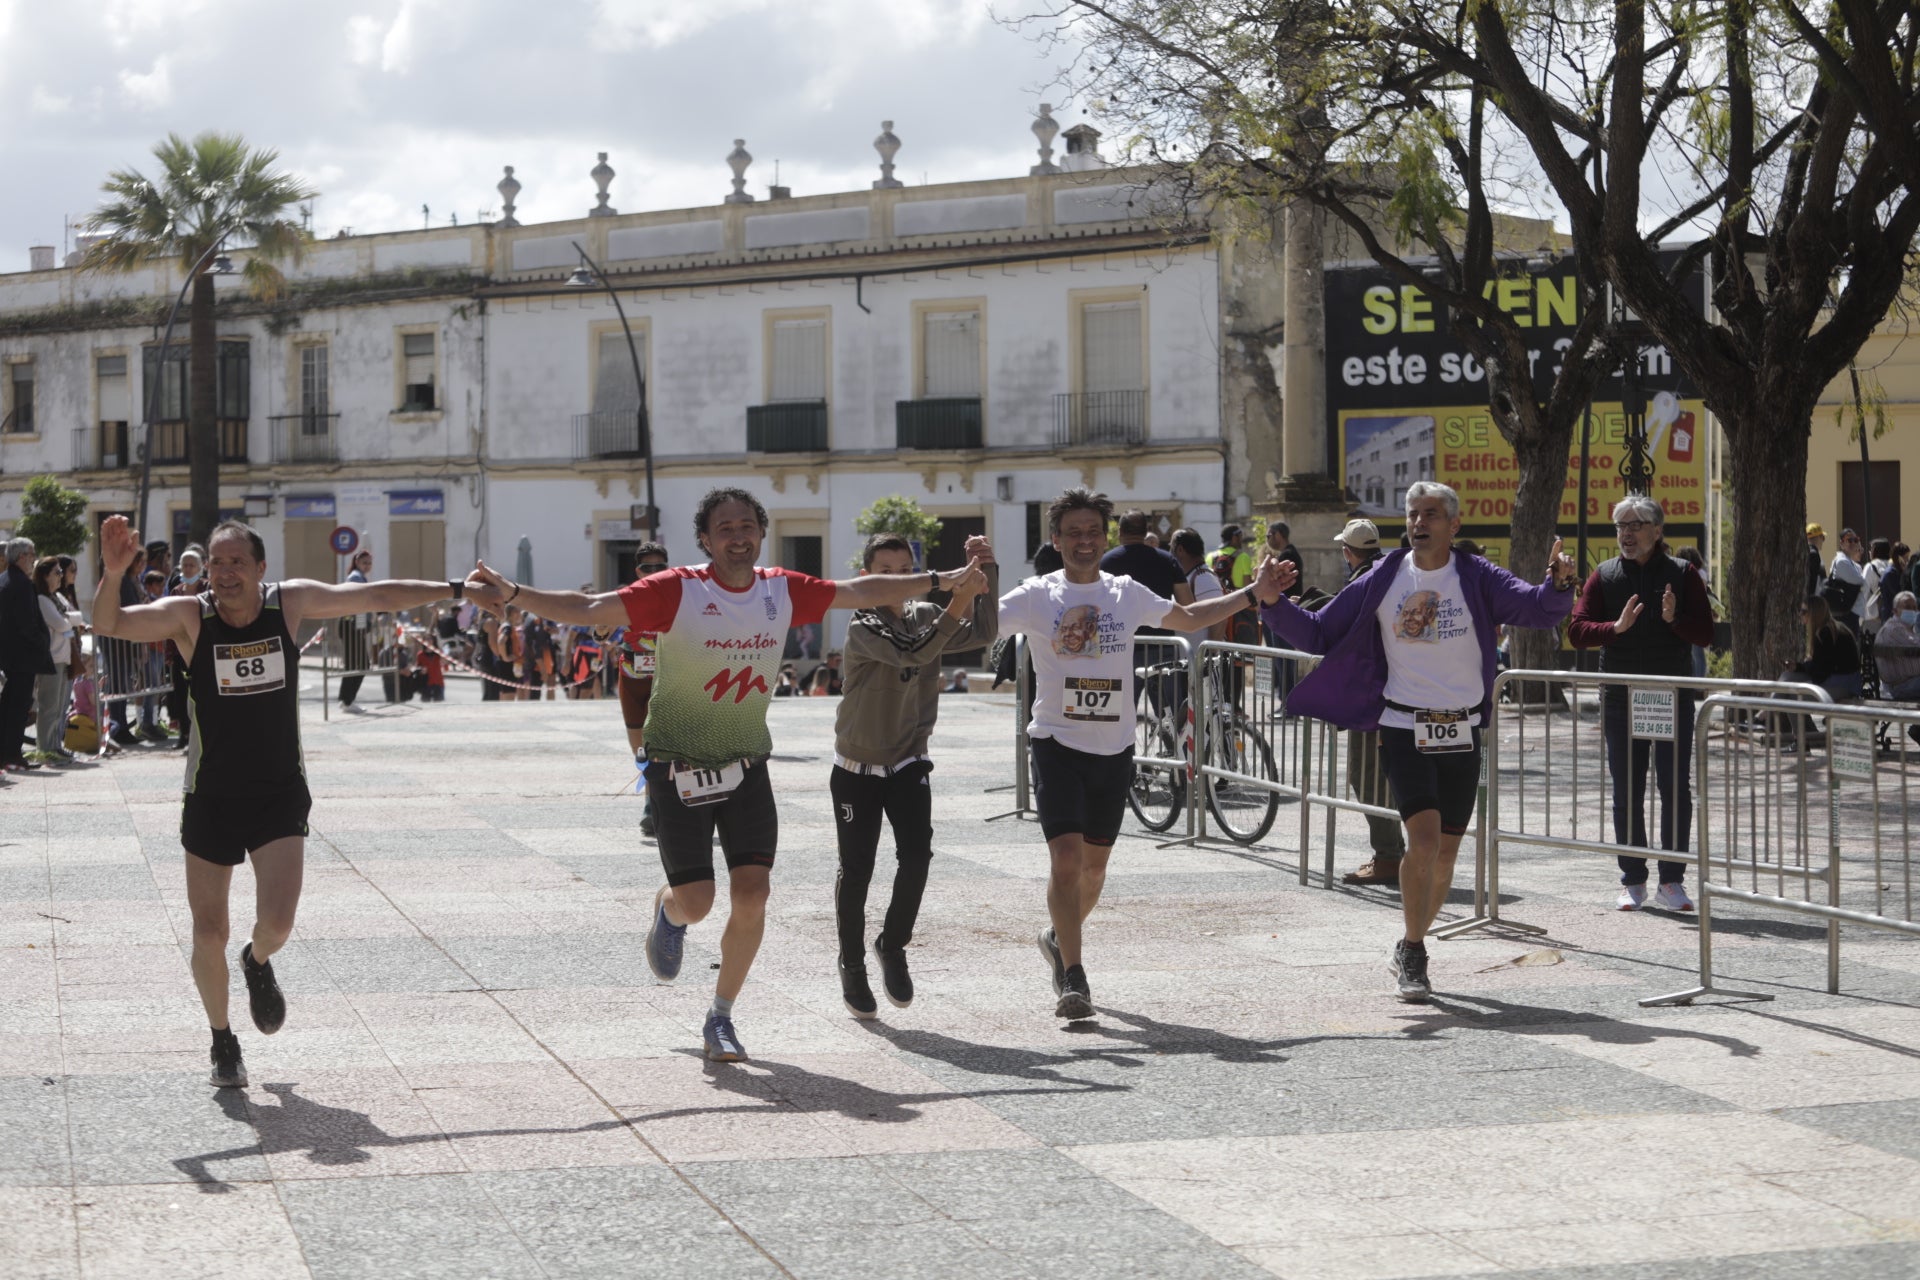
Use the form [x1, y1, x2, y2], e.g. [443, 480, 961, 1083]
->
[109, 728, 141, 748]
[1390, 940, 1432, 1003]
[240, 942, 286, 1034]
[872, 936, 913, 1009]
[209, 1028, 247, 1088]
[1037, 927, 1066, 997]
[1055, 964, 1094, 1020]
[839, 959, 878, 1020]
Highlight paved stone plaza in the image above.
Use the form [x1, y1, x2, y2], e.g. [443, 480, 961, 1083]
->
[4, 674, 1919, 1279]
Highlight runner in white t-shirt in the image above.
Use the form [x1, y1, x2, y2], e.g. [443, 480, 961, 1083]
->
[1000, 488, 1283, 1021]
[464, 487, 985, 1063]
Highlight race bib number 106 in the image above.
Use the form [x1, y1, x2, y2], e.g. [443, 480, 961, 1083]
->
[1063, 677, 1122, 723]
[1413, 709, 1473, 754]
[214, 638, 287, 696]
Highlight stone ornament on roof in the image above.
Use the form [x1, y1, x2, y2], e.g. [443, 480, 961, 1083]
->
[725, 140, 755, 204]
[873, 121, 903, 190]
[1031, 104, 1061, 175]
[496, 166, 520, 228]
[589, 153, 617, 217]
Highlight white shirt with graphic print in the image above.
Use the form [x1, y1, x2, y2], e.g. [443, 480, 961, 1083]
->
[1374, 554, 1484, 729]
[999, 571, 1172, 756]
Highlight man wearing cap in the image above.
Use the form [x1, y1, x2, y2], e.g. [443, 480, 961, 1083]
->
[1331, 519, 1408, 885]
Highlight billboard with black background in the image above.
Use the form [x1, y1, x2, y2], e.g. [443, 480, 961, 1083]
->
[1324, 255, 1708, 569]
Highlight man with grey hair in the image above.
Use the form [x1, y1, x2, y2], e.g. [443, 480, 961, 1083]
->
[1, 535, 53, 772]
[1872, 591, 1920, 701]
[1568, 496, 1714, 912]
[1260, 482, 1577, 1000]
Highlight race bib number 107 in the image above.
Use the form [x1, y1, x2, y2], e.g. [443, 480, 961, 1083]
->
[1063, 676, 1122, 722]
[214, 638, 287, 696]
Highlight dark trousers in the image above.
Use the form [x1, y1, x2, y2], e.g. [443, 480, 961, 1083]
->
[167, 661, 191, 752]
[0, 667, 35, 763]
[1346, 729, 1405, 858]
[1601, 687, 1695, 885]
[338, 674, 363, 706]
[830, 762, 934, 966]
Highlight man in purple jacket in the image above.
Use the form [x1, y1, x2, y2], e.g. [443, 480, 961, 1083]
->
[1263, 482, 1578, 1001]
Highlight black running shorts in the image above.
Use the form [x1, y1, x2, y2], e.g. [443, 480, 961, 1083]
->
[1379, 726, 1482, 835]
[644, 757, 778, 885]
[181, 787, 312, 867]
[1030, 735, 1134, 846]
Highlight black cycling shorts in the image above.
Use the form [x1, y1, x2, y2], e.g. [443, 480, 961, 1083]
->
[1030, 735, 1133, 846]
[1379, 726, 1482, 836]
[644, 757, 778, 885]
[181, 788, 312, 867]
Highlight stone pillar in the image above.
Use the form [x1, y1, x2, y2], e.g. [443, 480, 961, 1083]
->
[725, 141, 755, 204]
[873, 122, 903, 189]
[1266, 197, 1349, 593]
[589, 153, 617, 217]
[496, 167, 521, 228]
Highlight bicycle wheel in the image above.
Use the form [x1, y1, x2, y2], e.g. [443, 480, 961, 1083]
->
[1128, 718, 1187, 832]
[1204, 713, 1280, 844]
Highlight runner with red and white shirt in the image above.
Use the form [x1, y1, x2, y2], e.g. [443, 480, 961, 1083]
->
[464, 487, 985, 1063]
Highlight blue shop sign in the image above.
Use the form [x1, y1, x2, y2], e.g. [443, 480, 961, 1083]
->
[286, 496, 336, 519]
[389, 489, 444, 516]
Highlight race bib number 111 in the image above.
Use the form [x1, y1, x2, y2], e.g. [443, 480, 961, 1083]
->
[214, 638, 287, 696]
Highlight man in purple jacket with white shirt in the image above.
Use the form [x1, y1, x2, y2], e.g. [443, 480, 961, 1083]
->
[1262, 482, 1578, 1001]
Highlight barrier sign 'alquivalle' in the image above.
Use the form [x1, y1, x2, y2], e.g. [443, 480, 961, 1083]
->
[1324, 255, 1708, 566]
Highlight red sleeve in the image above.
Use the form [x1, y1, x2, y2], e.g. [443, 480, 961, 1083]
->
[777, 569, 838, 627]
[1673, 566, 1715, 647]
[1564, 569, 1615, 649]
[619, 571, 682, 633]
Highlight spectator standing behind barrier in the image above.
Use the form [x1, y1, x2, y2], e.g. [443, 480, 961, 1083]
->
[33, 557, 81, 762]
[1826, 528, 1868, 636]
[1103, 510, 1189, 717]
[1671, 546, 1716, 677]
[1260, 482, 1577, 1003]
[1789, 596, 1863, 698]
[1806, 524, 1828, 598]
[1882, 543, 1912, 630]
[1567, 497, 1713, 914]
[167, 548, 206, 753]
[1328, 519, 1408, 887]
[1861, 538, 1896, 638]
[1259, 523, 1307, 700]
[337, 549, 372, 710]
[1872, 593, 1920, 702]
[1, 537, 54, 771]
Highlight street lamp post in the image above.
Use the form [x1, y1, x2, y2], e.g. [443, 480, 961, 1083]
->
[566, 243, 655, 541]
[135, 241, 234, 539]
[1607, 283, 1656, 498]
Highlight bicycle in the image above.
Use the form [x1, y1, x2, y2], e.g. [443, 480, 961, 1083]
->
[1128, 657, 1281, 843]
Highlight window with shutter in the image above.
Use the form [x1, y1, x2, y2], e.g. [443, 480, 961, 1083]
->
[4, 362, 31, 433]
[922, 310, 980, 397]
[97, 355, 129, 423]
[770, 318, 827, 401]
[402, 333, 436, 410]
[1081, 300, 1142, 392]
[593, 331, 645, 414]
[300, 346, 329, 422]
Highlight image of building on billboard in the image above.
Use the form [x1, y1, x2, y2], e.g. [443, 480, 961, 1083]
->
[1345, 414, 1437, 516]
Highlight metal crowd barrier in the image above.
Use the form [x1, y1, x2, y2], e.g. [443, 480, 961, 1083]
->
[1186, 640, 1311, 851]
[1642, 696, 1920, 1005]
[1124, 633, 1199, 841]
[320, 611, 402, 720]
[94, 635, 173, 735]
[987, 637, 1035, 822]
[1437, 669, 1835, 940]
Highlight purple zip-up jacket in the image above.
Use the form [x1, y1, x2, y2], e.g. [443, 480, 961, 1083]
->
[1260, 548, 1574, 731]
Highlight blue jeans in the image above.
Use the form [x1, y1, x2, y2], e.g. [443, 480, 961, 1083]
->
[1601, 686, 1694, 885]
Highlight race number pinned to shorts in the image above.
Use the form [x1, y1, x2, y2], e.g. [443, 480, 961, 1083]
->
[1063, 677, 1122, 722]
[1630, 688, 1677, 740]
[1413, 709, 1472, 754]
[213, 638, 287, 696]
[672, 759, 746, 807]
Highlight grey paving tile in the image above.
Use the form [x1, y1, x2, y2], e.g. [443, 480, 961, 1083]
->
[279, 1173, 539, 1279]
[0, 1075, 71, 1186]
[0, 868, 52, 902]
[435, 934, 623, 989]
[65, 1073, 267, 1187]
[1426, 1242, 1920, 1280]
[46, 865, 159, 902]
[477, 1166, 776, 1277]
[1777, 1095, 1920, 1163]
[297, 937, 476, 993]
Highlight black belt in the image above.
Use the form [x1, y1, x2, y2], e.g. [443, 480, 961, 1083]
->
[1385, 699, 1473, 716]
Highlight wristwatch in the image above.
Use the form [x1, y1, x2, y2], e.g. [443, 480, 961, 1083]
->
[928, 570, 939, 593]
[448, 579, 464, 600]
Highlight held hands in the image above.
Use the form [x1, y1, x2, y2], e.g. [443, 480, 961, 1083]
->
[962, 535, 997, 567]
[1547, 538, 1578, 590]
[1250, 556, 1286, 606]
[1614, 594, 1645, 634]
[1661, 583, 1677, 623]
[936, 556, 988, 599]
[98, 515, 141, 579]
[462, 560, 514, 615]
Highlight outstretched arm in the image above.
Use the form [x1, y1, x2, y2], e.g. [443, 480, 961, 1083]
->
[1159, 556, 1280, 635]
[91, 515, 197, 645]
[830, 557, 986, 611]
[281, 578, 461, 624]
[461, 561, 627, 627]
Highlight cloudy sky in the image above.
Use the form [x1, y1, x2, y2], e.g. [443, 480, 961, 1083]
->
[0, 0, 1078, 264]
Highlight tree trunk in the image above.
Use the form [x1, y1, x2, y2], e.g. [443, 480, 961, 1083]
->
[1724, 405, 1812, 679]
[1504, 422, 1576, 698]
[188, 272, 218, 547]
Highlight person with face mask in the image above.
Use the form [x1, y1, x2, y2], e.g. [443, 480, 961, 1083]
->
[1871, 592, 1920, 701]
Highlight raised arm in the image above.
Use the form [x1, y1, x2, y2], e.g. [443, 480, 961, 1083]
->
[831, 557, 985, 612]
[461, 560, 628, 628]
[281, 577, 461, 625]
[90, 516, 197, 646]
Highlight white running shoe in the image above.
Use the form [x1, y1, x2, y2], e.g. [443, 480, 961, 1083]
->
[1616, 884, 1648, 911]
[1652, 882, 1695, 912]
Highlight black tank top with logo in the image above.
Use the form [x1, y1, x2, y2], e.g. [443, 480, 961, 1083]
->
[183, 584, 307, 798]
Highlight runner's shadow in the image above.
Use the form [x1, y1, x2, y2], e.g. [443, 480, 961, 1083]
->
[1396, 993, 1763, 1057]
[173, 1081, 631, 1195]
[866, 1011, 1381, 1076]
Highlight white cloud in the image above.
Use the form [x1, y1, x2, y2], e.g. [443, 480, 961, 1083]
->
[591, 0, 767, 50]
[118, 55, 171, 109]
[29, 85, 71, 115]
[346, 14, 384, 67]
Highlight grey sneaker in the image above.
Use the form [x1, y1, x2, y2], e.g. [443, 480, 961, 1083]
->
[703, 1013, 747, 1062]
[1055, 964, 1094, 1020]
[1037, 927, 1066, 997]
[209, 1028, 247, 1089]
[1390, 940, 1432, 1003]
[645, 887, 687, 982]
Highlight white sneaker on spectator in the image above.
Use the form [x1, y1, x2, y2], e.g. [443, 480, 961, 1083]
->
[1616, 885, 1647, 911]
[1652, 883, 1695, 912]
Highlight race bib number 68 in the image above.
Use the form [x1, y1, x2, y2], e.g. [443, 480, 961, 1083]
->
[214, 638, 287, 695]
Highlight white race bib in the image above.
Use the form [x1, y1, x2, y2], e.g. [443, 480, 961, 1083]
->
[672, 759, 746, 807]
[1062, 676, 1122, 723]
[214, 638, 287, 696]
[1412, 709, 1472, 754]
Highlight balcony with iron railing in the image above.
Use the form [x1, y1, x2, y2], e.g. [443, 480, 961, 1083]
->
[895, 398, 983, 450]
[746, 401, 829, 453]
[72, 423, 132, 471]
[1052, 389, 1146, 447]
[146, 419, 250, 465]
[270, 411, 342, 463]
[573, 409, 650, 460]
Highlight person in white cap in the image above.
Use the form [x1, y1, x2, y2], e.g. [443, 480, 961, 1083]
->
[1333, 519, 1407, 885]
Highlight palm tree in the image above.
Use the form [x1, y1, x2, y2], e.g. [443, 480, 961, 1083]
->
[82, 132, 316, 544]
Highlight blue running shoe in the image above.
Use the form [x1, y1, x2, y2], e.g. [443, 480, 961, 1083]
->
[703, 1013, 747, 1062]
[645, 886, 687, 982]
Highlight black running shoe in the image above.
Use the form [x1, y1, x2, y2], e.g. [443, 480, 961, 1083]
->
[872, 936, 913, 1009]
[1037, 927, 1066, 997]
[1055, 964, 1094, 1020]
[839, 959, 878, 1020]
[209, 1028, 247, 1088]
[1390, 940, 1432, 1003]
[241, 942, 286, 1034]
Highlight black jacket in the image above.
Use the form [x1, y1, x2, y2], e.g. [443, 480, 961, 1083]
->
[0, 562, 55, 675]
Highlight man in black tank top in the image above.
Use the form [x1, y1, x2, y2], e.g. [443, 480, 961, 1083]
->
[93, 516, 470, 1089]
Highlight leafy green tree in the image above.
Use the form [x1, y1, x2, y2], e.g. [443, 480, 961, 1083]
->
[80, 132, 316, 544]
[15, 475, 89, 557]
[851, 496, 943, 570]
